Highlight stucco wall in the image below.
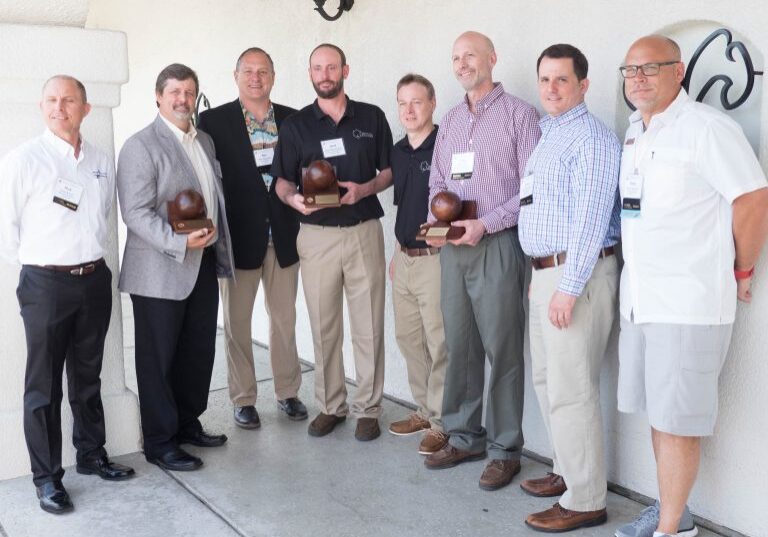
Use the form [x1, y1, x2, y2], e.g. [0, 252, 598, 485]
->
[86, 1, 768, 534]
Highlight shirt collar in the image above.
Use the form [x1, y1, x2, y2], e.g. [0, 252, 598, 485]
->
[241, 100, 275, 126]
[540, 102, 588, 129]
[629, 87, 690, 128]
[396, 125, 438, 152]
[43, 128, 84, 162]
[463, 82, 505, 114]
[312, 96, 355, 121]
[159, 113, 198, 143]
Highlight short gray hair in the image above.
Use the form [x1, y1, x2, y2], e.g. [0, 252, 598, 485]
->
[155, 63, 199, 96]
[43, 75, 87, 103]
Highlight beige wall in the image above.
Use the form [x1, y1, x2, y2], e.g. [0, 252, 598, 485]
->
[87, 1, 768, 534]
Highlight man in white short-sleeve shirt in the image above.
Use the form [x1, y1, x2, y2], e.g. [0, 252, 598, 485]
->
[615, 35, 768, 537]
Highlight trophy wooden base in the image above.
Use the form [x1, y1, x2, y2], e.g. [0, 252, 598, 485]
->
[172, 218, 215, 234]
[302, 164, 341, 208]
[416, 200, 478, 242]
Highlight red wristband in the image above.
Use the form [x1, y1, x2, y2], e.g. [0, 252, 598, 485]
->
[734, 266, 755, 280]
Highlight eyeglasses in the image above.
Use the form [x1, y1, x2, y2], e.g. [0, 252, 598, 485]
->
[619, 61, 680, 78]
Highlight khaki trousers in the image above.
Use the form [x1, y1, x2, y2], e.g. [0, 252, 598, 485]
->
[297, 219, 385, 418]
[219, 244, 302, 406]
[392, 247, 447, 430]
[528, 256, 618, 512]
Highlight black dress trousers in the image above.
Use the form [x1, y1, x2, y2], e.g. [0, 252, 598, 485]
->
[17, 264, 112, 486]
[130, 248, 218, 459]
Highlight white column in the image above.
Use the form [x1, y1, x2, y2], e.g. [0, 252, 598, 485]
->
[0, 19, 141, 480]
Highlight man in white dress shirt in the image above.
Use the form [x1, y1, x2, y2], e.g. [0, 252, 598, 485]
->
[0, 75, 135, 515]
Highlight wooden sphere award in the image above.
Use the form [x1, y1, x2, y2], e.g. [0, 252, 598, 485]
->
[302, 160, 341, 208]
[167, 189, 214, 233]
[417, 191, 478, 241]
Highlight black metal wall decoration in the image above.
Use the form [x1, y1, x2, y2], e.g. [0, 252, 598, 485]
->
[623, 28, 763, 111]
[314, 0, 354, 22]
[193, 92, 211, 126]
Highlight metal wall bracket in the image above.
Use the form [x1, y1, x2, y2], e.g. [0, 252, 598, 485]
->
[314, 0, 354, 22]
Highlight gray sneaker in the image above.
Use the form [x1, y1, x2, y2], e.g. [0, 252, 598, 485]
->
[615, 501, 698, 537]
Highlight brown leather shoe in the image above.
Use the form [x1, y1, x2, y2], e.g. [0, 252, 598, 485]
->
[418, 429, 448, 455]
[525, 503, 607, 533]
[307, 413, 346, 437]
[520, 472, 567, 497]
[389, 413, 430, 436]
[424, 443, 486, 469]
[478, 459, 521, 491]
[354, 418, 381, 441]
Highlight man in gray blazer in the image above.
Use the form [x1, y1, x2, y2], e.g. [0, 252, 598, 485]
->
[117, 63, 234, 472]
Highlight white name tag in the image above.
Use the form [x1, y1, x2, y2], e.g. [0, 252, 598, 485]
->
[52, 177, 84, 211]
[450, 151, 475, 180]
[520, 174, 534, 206]
[621, 173, 643, 218]
[254, 148, 274, 167]
[321, 138, 346, 158]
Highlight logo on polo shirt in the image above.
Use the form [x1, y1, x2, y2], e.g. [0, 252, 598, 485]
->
[420, 161, 431, 172]
[92, 169, 108, 179]
[352, 129, 374, 139]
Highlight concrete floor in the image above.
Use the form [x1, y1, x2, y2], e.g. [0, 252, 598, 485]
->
[0, 298, 721, 537]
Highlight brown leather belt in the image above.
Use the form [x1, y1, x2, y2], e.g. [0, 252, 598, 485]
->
[41, 258, 105, 276]
[400, 244, 440, 257]
[531, 247, 615, 270]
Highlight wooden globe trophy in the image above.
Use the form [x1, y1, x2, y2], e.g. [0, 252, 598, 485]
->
[302, 159, 341, 208]
[417, 191, 478, 240]
[167, 189, 214, 233]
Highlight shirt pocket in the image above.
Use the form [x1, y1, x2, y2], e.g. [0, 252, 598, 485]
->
[643, 148, 695, 209]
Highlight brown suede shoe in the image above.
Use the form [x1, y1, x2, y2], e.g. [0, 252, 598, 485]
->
[478, 459, 521, 491]
[418, 429, 448, 455]
[525, 503, 607, 533]
[424, 443, 486, 469]
[307, 413, 346, 437]
[354, 418, 381, 441]
[520, 472, 567, 497]
[389, 413, 430, 436]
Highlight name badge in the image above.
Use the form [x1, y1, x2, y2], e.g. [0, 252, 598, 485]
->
[621, 173, 643, 219]
[321, 138, 346, 158]
[254, 148, 274, 167]
[450, 151, 474, 180]
[519, 173, 534, 206]
[53, 178, 84, 211]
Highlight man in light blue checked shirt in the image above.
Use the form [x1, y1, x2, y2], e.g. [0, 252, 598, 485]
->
[518, 44, 621, 533]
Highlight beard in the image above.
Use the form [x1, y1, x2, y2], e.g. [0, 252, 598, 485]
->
[172, 104, 193, 121]
[312, 77, 344, 99]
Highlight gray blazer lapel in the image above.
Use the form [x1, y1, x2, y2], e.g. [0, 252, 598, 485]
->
[153, 115, 203, 193]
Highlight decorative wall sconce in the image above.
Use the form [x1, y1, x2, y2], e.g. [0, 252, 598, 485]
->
[314, 0, 354, 22]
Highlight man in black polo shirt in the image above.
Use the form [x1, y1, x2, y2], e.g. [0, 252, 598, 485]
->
[387, 74, 448, 457]
[198, 47, 307, 430]
[273, 43, 393, 442]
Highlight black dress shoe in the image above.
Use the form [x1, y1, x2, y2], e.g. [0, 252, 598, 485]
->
[76, 456, 136, 481]
[277, 397, 308, 421]
[178, 430, 228, 447]
[146, 448, 203, 471]
[36, 481, 73, 514]
[234, 405, 261, 429]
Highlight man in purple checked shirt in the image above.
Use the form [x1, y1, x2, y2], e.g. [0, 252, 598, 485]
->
[422, 31, 540, 492]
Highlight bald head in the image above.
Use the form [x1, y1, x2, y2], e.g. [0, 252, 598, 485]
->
[454, 31, 495, 55]
[626, 35, 681, 63]
[43, 75, 87, 103]
[623, 34, 685, 123]
[452, 31, 497, 94]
